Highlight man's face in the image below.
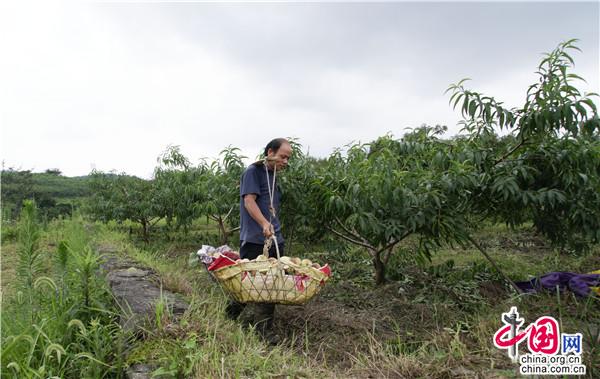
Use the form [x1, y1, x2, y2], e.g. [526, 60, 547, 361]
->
[268, 142, 292, 170]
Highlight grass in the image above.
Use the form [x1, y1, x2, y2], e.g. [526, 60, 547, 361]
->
[3, 216, 599, 378]
[430, 223, 598, 281]
[113, 221, 599, 378]
[117, 221, 600, 377]
[1, 210, 130, 378]
[1, 241, 17, 298]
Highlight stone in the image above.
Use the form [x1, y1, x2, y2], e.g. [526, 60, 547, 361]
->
[100, 253, 191, 377]
[102, 254, 189, 334]
[127, 364, 156, 379]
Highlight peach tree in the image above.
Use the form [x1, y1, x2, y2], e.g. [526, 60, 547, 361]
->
[312, 127, 479, 285]
[197, 147, 246, 245]
[88, 171, 162, 242]
[154, 145, 207, 236]
[446, 39, 600, 252]
[310, 40, 599, 285]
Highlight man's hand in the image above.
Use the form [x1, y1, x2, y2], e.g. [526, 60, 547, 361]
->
[262, 222, 274, 238]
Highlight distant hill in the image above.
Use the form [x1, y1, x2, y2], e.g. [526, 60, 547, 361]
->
[1, 169, 93, 219]
[31, 172, 91, 199]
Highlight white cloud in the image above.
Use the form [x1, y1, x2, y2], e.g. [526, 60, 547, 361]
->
[1, 3, 285, 177]
[1, 2, 598, 178]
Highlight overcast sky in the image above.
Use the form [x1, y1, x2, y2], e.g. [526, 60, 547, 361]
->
[1, 1, 598, 178]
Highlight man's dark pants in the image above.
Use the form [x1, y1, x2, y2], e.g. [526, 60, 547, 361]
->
[225, 241, 284, 333]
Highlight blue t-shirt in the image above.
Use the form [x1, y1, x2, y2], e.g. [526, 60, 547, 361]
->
[239, 163, 283, 244]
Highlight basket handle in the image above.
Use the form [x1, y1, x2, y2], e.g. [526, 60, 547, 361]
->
[263, 235, 285, 281]
[262, 234, 281, 261]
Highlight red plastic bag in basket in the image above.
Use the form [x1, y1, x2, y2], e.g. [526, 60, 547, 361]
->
[207, 254, 237, 271]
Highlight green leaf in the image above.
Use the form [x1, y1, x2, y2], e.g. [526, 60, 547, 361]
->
[468, 100, 477, 118]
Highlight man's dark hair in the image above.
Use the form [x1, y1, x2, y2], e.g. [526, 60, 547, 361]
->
[263, 138, 289, 157]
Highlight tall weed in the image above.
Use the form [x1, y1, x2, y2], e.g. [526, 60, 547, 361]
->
[1, 204, 130, 378]
[15, 200, 43, 322]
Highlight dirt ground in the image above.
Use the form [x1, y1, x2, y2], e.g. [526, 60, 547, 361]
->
[272, 276, 507, 367]
[260, 232, 599, 377]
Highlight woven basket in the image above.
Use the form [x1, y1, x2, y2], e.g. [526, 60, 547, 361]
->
[212, 254, 330, 305]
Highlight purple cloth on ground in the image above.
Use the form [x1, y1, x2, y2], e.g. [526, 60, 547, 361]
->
[516, 272, 600, 297]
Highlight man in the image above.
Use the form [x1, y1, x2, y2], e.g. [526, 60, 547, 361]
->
[239, 137, 291, 259]
[226, 138, 292, 344]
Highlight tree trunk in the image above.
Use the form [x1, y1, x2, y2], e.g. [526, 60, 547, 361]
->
[166, 216, 173, 241]
[141, 219, 149, 243]
[382, 245, 394, 265]
[217, 217, 229, 246]
[373, 250, 386, 285]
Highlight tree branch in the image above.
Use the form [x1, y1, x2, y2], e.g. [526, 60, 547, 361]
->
[494, 137, 528, 166]
[149, 217, 163, 228]
[467, 235, 522, 294]
[327, 226, 375, 251]
[376, 231, 411, 256]
[223, 206, 235, 222]
[334, 217, 372, 247]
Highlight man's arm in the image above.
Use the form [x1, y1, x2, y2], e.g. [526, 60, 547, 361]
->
[243, 194, 273, 238]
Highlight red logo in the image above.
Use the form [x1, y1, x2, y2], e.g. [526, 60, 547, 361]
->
[493, 307, 560, 361]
